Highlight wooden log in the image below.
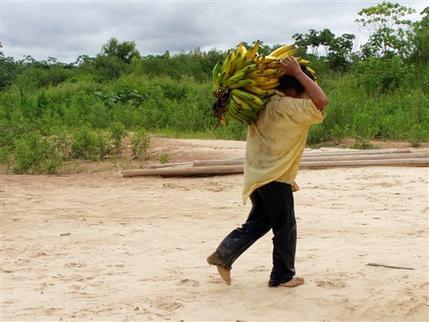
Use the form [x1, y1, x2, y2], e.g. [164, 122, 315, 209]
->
[123, 165, 244, 177]
[123, 158, 428, 177]
[300, 158, 429, 169]
[150, 157, 243, 169]
[149, 162, 193, 169]
[193, 159, 243, 167]
[149, 149, 415, 169]
[193, 153, 428, 167]
[302, 152, 427, 162]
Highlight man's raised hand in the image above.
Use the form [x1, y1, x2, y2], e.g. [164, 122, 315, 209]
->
[280, 56, 301, 77]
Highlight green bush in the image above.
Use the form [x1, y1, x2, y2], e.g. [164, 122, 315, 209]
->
[48, 132, 74, 160]
[131, 128, 151, 161]
[109, 122, 126, 156]
[354, 57, 413, 94]
[159, 152, 170, 164]
[13, 132, 62, 174]
[71, 127, 112, 161]
[94, 55, 128, 81]
[14, 66, 73, 89]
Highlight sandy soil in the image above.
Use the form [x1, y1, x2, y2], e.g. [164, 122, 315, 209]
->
[1, 138, 428, 321]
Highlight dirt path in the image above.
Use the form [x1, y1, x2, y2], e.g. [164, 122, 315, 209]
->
[1, 138, 428, 321]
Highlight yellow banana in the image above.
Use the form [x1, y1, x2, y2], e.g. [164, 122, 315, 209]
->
[245, 40, 260, 59]
[306, 66, 316, 74]
[259, 81, 280, 90]
[237, 43, 247, 58]
[244, 85, 268, 96]
[245, 70, 260, 79]
[254, 76, 279, 85]
[268, 44, 295, 58]
[229, 53, 244, 75]
[257, 77, 280, 85]
[222, 52, 237, 79]
[261, 68, 281, 76]
[263, 56, 280, 62]
[276, 49, 297, 59]
[298, 58, 310, 64]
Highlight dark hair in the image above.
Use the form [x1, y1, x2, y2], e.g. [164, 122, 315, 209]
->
[277, 64, 315, 95]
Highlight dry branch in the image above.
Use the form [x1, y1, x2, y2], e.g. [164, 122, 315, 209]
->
[366, 263, 415, 270]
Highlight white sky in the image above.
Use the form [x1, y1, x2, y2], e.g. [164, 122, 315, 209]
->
[1, 0, 427, 62]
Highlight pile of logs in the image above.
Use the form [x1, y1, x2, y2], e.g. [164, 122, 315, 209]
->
[123, 148, 428, 178]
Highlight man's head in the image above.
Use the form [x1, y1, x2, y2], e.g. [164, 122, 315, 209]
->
[277, 64, 315, 98]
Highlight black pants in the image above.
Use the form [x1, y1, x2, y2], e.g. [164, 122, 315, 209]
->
[214, 181, 297, 283]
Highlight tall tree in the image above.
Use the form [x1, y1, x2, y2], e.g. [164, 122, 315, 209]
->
[0, 43, 18, 89]
[412, 7, 429, 63]
[293, 29, 355, 71]
[355, 1, 416, 59]
[100, 38, 141, 64]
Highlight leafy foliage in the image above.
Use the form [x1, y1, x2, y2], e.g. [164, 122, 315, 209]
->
[293, 29, 356, 71]
[354, 57, 413, 93]
[412, 7, 429, 63]
[355, 1, 416, 58]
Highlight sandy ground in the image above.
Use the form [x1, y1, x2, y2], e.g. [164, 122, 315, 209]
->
[1, 138, 428, 321]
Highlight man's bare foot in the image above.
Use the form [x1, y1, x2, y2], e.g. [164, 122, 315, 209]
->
[278, 277, 305, 287]
[207, 253, 232, 286]
[216, 265, 231, 285]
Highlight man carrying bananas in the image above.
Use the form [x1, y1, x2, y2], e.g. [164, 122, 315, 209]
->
[207, 56, 328, 288]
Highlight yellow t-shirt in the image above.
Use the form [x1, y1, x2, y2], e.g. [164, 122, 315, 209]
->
[242, 92, 326, 205]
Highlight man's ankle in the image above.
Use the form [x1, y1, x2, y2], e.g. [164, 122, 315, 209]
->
[207, 252, 231, 270]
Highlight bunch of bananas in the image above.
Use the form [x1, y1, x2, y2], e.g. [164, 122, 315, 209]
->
[211, 41, 316, 127]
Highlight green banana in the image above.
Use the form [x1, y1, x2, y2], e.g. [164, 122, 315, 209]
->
[231, 89, 264, 106]
[237, 105, 257, 124]
[211, 62, 222, 86]
[228, 99, 252, 124]
[231, 94, 253, 111]
[221, 52, 236, 79]
[229, 79, 256, 89]
[240, 63, 258, 73]
[241, 95, 265, 109]
[224, 70, 247, 85]
[234, 58, 253, 72]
